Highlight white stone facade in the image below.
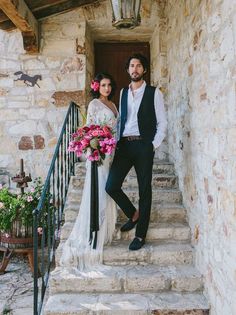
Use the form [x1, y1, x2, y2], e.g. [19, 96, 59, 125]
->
[0, 0, 165, 179]
[0, 1, 235, 314]
[0, 12, 88, 180]
[164, 1, 236, 314]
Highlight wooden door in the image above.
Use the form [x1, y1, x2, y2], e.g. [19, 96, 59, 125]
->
[95, 43, 150, 107]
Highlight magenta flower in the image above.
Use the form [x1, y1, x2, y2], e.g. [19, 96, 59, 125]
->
[90, 80, 100, 92]
[68, 123, 116, 165]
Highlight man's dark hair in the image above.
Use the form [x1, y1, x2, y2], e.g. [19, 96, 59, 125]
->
[125, 53, 149, 72]
[90, 72, 116, 100]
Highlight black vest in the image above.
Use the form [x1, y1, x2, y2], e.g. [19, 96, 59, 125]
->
[120, 85, 157, 142]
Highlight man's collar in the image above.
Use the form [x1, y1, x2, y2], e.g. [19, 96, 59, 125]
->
[129, 80, 146, 93]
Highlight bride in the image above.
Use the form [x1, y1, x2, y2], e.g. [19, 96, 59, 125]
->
[60, 73, 118, 271]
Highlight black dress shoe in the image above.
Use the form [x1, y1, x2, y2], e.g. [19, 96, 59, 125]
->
[129, 237, 145, 251]
[120, 218, 138, 232]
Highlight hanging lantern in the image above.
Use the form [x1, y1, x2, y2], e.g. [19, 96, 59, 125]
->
[110, 0, 141, 29]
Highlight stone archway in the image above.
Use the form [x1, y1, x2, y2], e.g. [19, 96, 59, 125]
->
[82, 0, 169, 160]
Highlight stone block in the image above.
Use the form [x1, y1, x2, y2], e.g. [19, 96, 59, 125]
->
[44, 292, 209, 315]
[68, 187, 182, 205]
[0, 154, 13, 167]
[34, 135, 45, 150]
[51, 90, 85, 107]
[61, 221, 190, 242]
[0, 109, 19, 121]
[64, 201, 186, 225]
[18, 136, 33, 150]
[50, 265, 202, 295]
[42, 40, 76, 56]
[71, 173, 178, 190]
[9, 120, 37, 135]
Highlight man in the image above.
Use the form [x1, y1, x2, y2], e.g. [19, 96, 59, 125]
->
[106, 53, 167, 250]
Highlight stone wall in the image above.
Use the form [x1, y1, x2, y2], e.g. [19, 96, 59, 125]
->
[165, 0, 236, 314]
[0, 0, 167, 182]
[150, 2, 169, 161]
[0, 9, 88, 182]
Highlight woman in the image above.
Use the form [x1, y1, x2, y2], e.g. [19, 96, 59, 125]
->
[60, 73, 118, 271]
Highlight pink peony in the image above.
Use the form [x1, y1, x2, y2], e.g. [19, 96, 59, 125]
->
[68, 123, 116, 165]
[90, 80, 100, 92]
[81, 139, 90, 148]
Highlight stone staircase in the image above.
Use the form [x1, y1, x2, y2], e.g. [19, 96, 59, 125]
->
[44, 159, 209, 315]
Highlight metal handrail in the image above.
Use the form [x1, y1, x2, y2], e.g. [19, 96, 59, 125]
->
[33, 101, 80, 314]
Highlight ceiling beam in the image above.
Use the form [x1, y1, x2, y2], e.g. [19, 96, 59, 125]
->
[0, 19, 16, 31]
[0, 10, 9, 23]
[25, 0, 71, 11]
[31, 0, 99, 20]
[0, 0, 39, 53]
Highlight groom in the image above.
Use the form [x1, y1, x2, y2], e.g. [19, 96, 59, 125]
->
[106, 53, 167, 250]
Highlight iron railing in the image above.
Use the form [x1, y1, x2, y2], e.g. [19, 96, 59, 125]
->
[33, 102, 80, 315]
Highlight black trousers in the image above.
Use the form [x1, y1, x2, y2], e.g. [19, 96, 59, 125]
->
[106, 139, 155, 239]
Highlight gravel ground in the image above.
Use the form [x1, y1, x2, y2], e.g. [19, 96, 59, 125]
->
[0, 253, 49, 315]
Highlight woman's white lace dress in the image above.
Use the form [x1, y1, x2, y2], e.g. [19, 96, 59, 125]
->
[60, 98, 118, 271]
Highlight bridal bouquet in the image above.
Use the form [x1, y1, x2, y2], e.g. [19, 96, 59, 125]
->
[68, 124, 116, 165]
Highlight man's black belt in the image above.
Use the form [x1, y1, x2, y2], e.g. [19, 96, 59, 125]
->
[121, 136, 142, 141]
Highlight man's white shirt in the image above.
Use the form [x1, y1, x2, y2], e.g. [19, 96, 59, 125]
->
[120, 81, 167, 149]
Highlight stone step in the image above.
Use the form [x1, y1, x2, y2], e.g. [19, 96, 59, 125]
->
[71, 173, 178, 189]
[60, 221, 190, 242]
[114, 222, 190, 241]
[118, 203, 187, 223]
[67, 188, 182, 204]
[56, 241, 194, 267]
[64, 202, 187, 224]
[49, 265, 203, 295]
[44, 292, 209, 315]
[103, 241, 194, 266]
[75, 159, 175, 177]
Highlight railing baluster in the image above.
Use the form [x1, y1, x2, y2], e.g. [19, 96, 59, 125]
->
[66, 122, 70, 188]
[33, 102, 81, 314]
[64, 133, 67, 194]
[72, 106, 75, 170]
[56, 154, 60, 232]
[40, 221, 45, 300]
[60, 143, 63, 219]
[33, 210, 39, 315]
[47, 186, 51, 263]
[52, 168, 55, 213]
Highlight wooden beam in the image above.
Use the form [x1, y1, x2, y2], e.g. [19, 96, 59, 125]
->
[31, 0, 99, 20]
[0, 0, 38, 32]
[0, 10, 9, 23]
[0, 0, 39, 53]
[0, 19, 16, 31]
[25, 0, 70, 11]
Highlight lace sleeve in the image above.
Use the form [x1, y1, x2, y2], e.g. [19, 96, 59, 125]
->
[86, 101, 97, 125]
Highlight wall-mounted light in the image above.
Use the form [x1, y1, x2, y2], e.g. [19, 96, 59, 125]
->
[110, 0, 141, 29]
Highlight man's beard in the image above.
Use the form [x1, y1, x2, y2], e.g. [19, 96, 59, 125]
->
[130, 73, 143, 82]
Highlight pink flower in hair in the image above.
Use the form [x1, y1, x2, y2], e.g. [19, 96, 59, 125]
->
[90, 80, 100, 92]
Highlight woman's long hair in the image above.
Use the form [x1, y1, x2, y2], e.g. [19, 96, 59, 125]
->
[90, 73, 116, 100]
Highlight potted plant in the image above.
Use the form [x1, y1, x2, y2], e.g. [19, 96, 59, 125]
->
[0, 178, 49, 249]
